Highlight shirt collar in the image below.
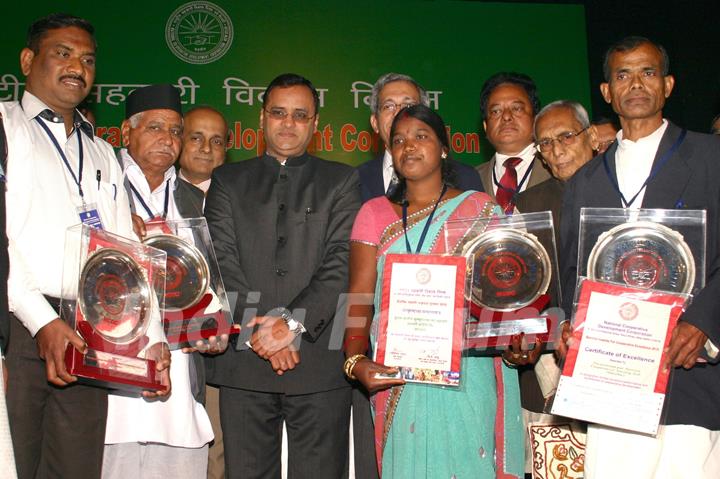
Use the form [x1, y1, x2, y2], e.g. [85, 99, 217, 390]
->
[178, 168, 211, 194]
[262, 151, 310, 167]
[120, 148, 177, 193]
[617, 119, 668, 150]
[495, 142, 537, 165]
[21, 91, 95, 141]
[382, 149, 393, 171]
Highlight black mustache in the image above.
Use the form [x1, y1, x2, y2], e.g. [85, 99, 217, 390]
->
[60, 74, 86, 87]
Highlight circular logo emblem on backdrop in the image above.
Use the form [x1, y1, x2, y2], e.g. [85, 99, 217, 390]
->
[165, 1, 234, 65]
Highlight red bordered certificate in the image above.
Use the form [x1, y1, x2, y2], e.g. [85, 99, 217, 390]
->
[551, 279, 687, 435]
[375, 254, 467, 387]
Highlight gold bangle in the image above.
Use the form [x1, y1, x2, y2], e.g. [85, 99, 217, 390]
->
[343, 354, 367, 380]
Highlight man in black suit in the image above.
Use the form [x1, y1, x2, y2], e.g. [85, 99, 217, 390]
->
[357, 72, 482, 202]
[204, 73, 360, 478]
[561, 36, 720, 477]
[0, 110, 14, 479]
[0, 114, 7, 369]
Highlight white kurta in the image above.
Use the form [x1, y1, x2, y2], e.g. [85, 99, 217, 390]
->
[104, 151, 213, 448]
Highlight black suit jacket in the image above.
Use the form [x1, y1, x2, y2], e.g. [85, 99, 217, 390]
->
[204, 153, 361, 394]
[516, 177, 565, 238]
[357, 153, 483, 203]
[170, 178, 206, 402]
[0, 115, 8, 352]
[560, 121, 720, 429]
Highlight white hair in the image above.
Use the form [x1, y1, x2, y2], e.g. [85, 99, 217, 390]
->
[533, 100, 590, 139]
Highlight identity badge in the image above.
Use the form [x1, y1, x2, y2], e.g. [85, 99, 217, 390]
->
[78, 203, 104, 230]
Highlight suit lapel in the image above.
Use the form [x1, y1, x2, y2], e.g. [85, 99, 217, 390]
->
[479, 158, 495, 201]
[371, 155, 386, 196]
[590, 144, 624, 208]
[641, 122, 692, 209]
[526, 155, 551, 188]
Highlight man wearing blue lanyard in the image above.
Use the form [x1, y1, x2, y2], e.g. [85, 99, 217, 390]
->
[0, 13, 158, 479]
[104, 84, 213, 479]
[560, 36, 720, 477]
[475, 72, 552, 214]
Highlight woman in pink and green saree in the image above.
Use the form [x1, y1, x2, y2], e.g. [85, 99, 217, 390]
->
[344, 105, 525, 478]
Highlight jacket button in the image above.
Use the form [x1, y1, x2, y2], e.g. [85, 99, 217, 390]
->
[279, 203, 285, 211]
[277, 236, 286, 245]
[276, 268, 287, 276]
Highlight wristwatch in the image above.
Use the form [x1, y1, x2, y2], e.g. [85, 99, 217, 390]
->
[281, 311, 306, 336]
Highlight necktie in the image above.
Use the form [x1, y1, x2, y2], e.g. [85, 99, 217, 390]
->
[496, 157, 522, 213]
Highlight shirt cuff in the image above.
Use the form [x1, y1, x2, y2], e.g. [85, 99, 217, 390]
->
[705, 339, 719, 360]
[12, 295, 61, 337]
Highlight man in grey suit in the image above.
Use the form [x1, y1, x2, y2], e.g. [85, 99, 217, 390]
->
[561, 36, 720, 477]
[476, 72, 551, 213]
[204, 73, 360, 478]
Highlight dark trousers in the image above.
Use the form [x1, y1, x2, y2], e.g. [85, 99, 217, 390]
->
[351, 387, 379, 479]
[220, 386, 351, 479]
[6, 316, 107, 479]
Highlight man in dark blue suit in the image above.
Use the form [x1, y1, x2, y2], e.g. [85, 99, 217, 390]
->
[357, 73, 483, 202]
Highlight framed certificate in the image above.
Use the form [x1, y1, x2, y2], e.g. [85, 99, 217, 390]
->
[551, 279, 688, 435]
[375, 254, 467, 386]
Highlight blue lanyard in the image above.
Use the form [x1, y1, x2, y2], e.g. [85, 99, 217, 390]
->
[492, 157, 534, 196]
[402, 184, 448, 254]
[603, 129, 686, 208]
[128, 180, 171, 219]
[36, 117, 85, 202]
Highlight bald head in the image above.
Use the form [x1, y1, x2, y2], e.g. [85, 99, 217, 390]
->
[179, 106, 228, 185]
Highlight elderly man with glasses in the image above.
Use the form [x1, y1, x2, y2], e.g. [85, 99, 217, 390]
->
[517, 99, 599, 230]
[358, 72, 482, 203]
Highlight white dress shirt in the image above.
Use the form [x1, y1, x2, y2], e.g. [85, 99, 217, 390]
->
[179, 168, 211, 195]
[491, 143, 537, 195]
[615, 120, 668, 209]
[105, 150, 213, 448]
[381, 149, 394, 192]
[1, 92, 134, 336]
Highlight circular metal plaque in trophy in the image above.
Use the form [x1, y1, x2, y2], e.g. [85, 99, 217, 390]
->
[462, 229, 552, 311]
[143, 234, 210, 310]
[587, 221, 695, 294]
[79, 248, 151, 344]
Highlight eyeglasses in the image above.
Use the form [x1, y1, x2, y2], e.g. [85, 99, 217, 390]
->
[379, 101, 418, 114]
[536, 127, 589, 152]
[264, 108, 317, 123]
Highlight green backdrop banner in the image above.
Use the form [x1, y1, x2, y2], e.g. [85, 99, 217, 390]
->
[0, 0, 590, 166]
